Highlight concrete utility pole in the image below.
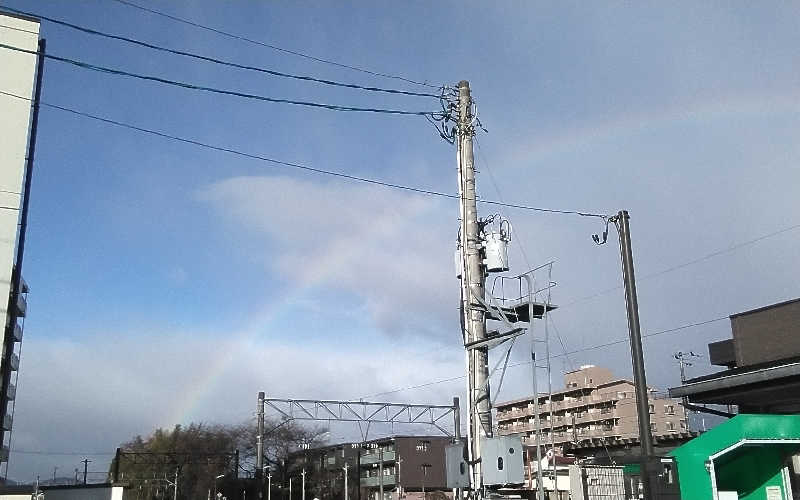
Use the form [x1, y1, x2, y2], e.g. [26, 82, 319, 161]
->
[257, 392, 265, 497]
[457, 79, 491, 493]
[614, 210, 654, 500]
[267, 472, 272, 500]
[675, 351, 699, 430]
[301, 469, 306, 500]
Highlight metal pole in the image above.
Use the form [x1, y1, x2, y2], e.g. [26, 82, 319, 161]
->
[257, 392, 265, 490]
[615, 210, 654, 500]
[268, 473, 272, 500]
[302, 469, 306, 500]
[236, 450, 240, 481]
[256, 392, 264, 474]
[174, 469, 178, 500]
[82, 459, 91, 485]
[343, 464, 349, 500]
[378, 447, 384, 500]
[545, 266, 557, 497]
[289, 477, 293, 500]
[0, 37, 45, 454]
[523, 273, 545, 500]
[457, 79, 490, 495]
[453, 397, 461, 500]
[356, 447, 361, 500]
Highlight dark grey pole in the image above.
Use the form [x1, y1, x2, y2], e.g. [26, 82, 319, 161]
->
[615, 210, 654, 499]
[257, 391, 265, 497]
[453, 397, 461, 500]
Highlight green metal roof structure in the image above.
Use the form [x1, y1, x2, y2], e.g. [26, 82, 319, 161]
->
[669, 414, 800, 500]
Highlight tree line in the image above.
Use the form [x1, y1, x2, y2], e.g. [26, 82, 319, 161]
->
[110, 419, 326, 500]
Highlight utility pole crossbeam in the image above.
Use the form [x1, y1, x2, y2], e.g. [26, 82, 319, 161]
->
[456, 79, 491, 496]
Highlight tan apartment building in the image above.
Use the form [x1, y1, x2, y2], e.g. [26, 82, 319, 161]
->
[495, 365, 688, 454]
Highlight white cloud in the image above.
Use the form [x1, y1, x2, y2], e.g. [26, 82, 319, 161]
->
[198, 175, 459, 338]
[8, 330, 465, 483]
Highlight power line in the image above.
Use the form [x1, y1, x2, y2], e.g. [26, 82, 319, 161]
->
[0, 42, 438, 116]
[110, 0, 439, 89]
[0, 5, 442, 99]
[0, 89, 607, 218]
[475, 137, 575, 371]
[364, 315, 729, 398]
[562, 221, 800, 308]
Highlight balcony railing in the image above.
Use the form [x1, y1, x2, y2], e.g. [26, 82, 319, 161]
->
[360, 450, 395, 465]
[361, 475, 396, 487]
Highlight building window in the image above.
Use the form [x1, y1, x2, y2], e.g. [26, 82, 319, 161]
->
[666, 422, 675, 431]
[649, 404, 655, 414]
[680, 421, 687, 429]
[416, 440, 430, 452]
[650, 422, 657, 432]
[665, 405, 674, 415]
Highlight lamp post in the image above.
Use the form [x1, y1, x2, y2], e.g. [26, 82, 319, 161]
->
[420, 464, 431, 500]
[215, 473, 226, 499]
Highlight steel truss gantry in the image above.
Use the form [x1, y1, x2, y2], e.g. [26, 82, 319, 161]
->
[262, 398, 459, 440]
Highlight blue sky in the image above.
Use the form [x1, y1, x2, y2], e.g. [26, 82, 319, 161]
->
[2, 0, 799, 482]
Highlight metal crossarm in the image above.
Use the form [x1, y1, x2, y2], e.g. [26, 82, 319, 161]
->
[262, 398, 457, 437]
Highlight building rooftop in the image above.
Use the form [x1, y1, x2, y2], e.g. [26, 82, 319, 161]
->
[729, 297, 800, 319]
[496, 378, 665, 409]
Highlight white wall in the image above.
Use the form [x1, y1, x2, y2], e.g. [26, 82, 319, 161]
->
[42, 486, 116, 500]
[0, 13, 40, 379]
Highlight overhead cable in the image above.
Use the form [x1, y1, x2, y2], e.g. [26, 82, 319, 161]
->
[363, 315, 728, 398]
[562, 221, 800, 308]
[0, 43, 439, 116]
[0, 90, 607, 218]
[0, 5, 441, 99]
[110, 0, 439, 89]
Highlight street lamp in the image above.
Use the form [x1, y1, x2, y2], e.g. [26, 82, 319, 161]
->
[214, 473, 226, 499]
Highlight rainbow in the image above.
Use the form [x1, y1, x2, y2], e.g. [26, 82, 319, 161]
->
[163, 89, 800, 426]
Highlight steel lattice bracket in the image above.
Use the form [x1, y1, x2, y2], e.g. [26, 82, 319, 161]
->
[262, 398, 457, 438]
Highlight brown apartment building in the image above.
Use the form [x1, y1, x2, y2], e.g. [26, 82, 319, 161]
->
[287, 435, 452, 500]
[495, 365, 688, 455]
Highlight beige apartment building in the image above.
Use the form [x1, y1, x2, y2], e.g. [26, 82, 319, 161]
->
[495, 365, 688, 453]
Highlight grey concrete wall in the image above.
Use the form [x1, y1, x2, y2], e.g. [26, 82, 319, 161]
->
[731, 299, 800, 367]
